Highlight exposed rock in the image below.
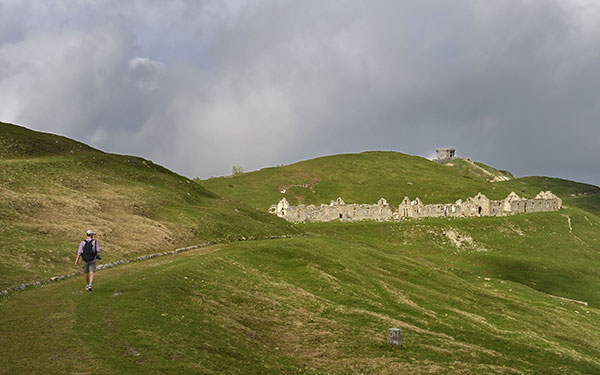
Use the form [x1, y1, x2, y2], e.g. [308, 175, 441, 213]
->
[444, 229, 475, 249]
[388, 328, 402, 346]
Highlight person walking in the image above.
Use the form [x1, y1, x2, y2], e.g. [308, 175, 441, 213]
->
[75, 229, 101, 291]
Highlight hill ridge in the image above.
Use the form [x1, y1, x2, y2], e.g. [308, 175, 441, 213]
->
[2, 125, 600, 374]
[198, 150, 600, 213]
[0, 121, 297, 289]
[0, 121, 99, 158]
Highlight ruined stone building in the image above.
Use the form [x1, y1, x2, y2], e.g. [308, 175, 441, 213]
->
[269, 197, 394, 222]
[269, 191, 562, 223]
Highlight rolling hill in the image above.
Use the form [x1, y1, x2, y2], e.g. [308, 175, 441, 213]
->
[2, 210, 600, 374]
[2, 124, 600, 374]
[197, 151, 600, 212]
[0, 121, 298, 289]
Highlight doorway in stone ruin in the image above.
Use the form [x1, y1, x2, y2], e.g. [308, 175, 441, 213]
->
[478, 206, 482, 215]
[339, 213, 343, 219]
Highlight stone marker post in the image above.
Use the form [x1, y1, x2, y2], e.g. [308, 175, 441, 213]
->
[388, 328, 402, 346]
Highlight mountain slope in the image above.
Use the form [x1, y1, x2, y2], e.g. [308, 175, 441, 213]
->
[2, 208, 600, 374]
[3, 128, 600, 374]
[0, 121, 98, 158]
[439, 157, 514, 182]
[198, 151, 599, 212]
[0, 122, 298, 289]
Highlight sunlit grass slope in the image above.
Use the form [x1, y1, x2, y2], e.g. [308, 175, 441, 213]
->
[438, 157, 514, 181]
[564, 194, 600, 217]
[3, 124, 600, 374]
[0, 122, 298, 289]
[197, 151, 599, 211]
[2, 206, 600, 374]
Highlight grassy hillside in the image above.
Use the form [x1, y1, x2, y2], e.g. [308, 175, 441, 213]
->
[0, 122, 298, 289]
[439, 157, 514, 181]
[2, 206, 600, 374]
[564, 195, 600, 217]
[197, 151, 599, 211]
[2, 127, 600, 374]
[0, 121, 98, 158]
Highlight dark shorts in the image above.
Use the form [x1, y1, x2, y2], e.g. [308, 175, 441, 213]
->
[82, 259, 97, 273]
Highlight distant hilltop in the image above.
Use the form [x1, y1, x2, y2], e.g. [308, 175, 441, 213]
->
[270, 191, 562, 223]
[433, 147, 512, 183]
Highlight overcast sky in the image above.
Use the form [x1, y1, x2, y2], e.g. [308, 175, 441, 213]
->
[1, 0, 599, 186]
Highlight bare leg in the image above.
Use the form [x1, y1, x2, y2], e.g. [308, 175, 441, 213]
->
[89, 272, 94, 285]
[84, 272, 90, 285]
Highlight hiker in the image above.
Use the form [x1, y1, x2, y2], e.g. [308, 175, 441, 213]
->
[75, 229, 101, 291]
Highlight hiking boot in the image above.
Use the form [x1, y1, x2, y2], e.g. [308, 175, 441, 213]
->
[86, 285, 92, 291]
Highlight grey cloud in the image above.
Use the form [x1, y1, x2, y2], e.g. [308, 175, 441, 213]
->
[128, 57, 166, 92]
[0, 0, 599, 186]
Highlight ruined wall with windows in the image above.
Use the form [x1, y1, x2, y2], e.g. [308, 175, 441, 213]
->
[269, 197, 394, 222]
[269, 191, 562, 223]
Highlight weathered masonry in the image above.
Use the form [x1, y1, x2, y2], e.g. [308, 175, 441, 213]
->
[435, 147, 455, 161]
[269, 191, 562, 223]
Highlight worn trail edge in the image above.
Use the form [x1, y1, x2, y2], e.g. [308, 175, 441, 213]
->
[561, 213, 586, 244]
[0, 234, 305, 297]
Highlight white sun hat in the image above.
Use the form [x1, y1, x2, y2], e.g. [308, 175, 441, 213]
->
[86, 229, 96, 235]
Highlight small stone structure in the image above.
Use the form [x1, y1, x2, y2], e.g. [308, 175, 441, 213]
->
[388, 328, 402, 346]
[269, 191, 561, 223]
[435, 147, 455, 161]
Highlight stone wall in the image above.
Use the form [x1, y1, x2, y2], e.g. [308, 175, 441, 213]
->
[269, 197, 394, 222]
[269, 191, 562, 223]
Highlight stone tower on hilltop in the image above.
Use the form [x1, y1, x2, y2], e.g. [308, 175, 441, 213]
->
[435, 147, 455, 161]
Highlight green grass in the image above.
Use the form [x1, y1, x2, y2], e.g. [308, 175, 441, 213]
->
[2, 208, 600, 374]
[564, 194, 600, 217]
[197, 151, 599, 211]
[0, 122, 298, 289]
[0, 121, 98, 158]
[439, 157, 514, 181]
[2, 122, 600, 374]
